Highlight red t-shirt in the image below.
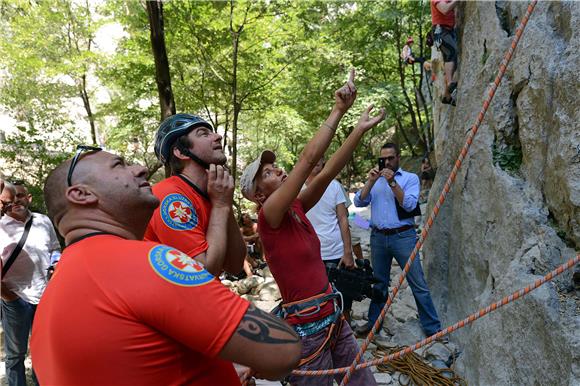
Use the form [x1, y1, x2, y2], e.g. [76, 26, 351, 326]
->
[258, 199, 334, 325]
[431, 0, 455, 28]
[31, 234, 249, 386]
[145, 175, 211, 258]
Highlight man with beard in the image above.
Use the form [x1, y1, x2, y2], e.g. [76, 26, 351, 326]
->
[1, 180, 60, 386]
[31, 148, 301, 384]
[145, 114, 245, 276]
[353, 143, 443, 339]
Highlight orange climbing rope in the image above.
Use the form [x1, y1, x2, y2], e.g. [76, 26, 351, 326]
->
[289, 254, 579, 378]
[240, 255, 578, 384]
[336, 1, 539, 384]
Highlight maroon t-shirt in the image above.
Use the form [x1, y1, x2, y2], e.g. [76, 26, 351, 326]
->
[258, 199, 334, 325]
[431, 0, 455, 28]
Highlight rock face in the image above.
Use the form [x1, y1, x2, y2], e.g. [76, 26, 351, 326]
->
[424, 1, 579, 385]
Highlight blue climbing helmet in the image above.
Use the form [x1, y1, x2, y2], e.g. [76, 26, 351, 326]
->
[154, 113, 214, 166]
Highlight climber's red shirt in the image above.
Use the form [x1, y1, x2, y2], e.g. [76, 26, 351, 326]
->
[31, 234, 249, 385]
[431, 0, 455, 29]
[145, 175, 211, 258]
[258, 199, 334, 325]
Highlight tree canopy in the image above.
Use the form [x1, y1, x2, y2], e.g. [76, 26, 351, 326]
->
[0, 0, 433, 213]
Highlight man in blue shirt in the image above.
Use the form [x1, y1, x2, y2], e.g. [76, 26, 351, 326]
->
[353, 143, 442, 338]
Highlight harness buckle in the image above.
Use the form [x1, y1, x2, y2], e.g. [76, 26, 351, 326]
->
[293, 304, 322, 317]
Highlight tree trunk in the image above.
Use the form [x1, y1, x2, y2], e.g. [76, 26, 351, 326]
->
[146, 0, 176, 177]
[79, 74, 97, 145]
[230, 1, 243, 182]
[147, 0, 176, 121]
[395, 112, 416, 157]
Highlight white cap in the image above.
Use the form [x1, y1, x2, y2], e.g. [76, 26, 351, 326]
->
[240, 150, 276, 202]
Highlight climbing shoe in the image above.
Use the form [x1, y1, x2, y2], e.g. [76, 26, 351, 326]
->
[447, 81, 457, 95]
[441, 96, 456, 106]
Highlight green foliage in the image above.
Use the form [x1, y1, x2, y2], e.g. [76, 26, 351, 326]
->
[492, 142, 522, 174]
[0, 0, 102, 208]
[1, 0, 435, 206]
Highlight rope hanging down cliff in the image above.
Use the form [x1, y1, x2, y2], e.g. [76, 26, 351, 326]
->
[337, 1, 539, 384]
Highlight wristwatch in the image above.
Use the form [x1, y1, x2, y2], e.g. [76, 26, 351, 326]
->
[389, 179, 397, 188]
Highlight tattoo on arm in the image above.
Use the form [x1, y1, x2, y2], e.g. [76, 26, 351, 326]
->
[237, 304, 300, 344]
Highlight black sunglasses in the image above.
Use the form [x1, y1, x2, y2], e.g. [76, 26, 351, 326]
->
[67, 145, 102, 187]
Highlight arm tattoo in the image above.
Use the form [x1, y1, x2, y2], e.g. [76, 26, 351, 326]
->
[237, 304, 300, 344]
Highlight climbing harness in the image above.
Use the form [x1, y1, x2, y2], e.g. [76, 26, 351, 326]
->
[273, 284, 344, 363]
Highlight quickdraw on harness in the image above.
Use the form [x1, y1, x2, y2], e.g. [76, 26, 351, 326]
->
[272, 284, 344, 367]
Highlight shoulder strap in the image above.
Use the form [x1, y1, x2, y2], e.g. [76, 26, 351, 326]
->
[2, 215, 33, 278]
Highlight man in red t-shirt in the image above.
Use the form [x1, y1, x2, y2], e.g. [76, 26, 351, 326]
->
[145, 114, 246, 277]
[31, 148, 301, 385]
[431, 0, 459, 105]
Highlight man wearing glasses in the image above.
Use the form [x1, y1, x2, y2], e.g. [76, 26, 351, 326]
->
[352, 143, 443, 340]
[144, 114, 246, 277]
[1, 180, 60, 386]
[30, 148, 301, 384]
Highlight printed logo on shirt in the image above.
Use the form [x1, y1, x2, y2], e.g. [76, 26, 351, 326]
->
[160, 194, 198, 231]
[148, 245, 214, 286]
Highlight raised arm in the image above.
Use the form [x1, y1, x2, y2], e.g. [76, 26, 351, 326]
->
[358, 167, 381, 203]
[262, 70, 357, 229]
[219, 303, 301, 380]
[299, 105, 386, 212]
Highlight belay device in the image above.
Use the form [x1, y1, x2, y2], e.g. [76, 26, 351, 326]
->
[326, 259, 379, 302]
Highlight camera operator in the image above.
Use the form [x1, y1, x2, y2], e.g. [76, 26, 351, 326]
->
[353, 143, 443, 339]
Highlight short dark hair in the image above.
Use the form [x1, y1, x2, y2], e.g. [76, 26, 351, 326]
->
[168, 134, 193, 175]
[381, 142, 400, 155]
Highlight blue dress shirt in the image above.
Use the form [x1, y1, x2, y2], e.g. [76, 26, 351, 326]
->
[354, 168, 420, 229]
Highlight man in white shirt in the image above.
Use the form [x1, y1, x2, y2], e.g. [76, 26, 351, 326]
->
[1, 181, 60, 386]
[305, 158, 355, 322]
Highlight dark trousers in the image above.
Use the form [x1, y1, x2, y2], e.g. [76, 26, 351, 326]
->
[2, 298, 39, 386]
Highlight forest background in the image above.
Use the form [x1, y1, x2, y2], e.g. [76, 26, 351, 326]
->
[0, 0, 435, 214]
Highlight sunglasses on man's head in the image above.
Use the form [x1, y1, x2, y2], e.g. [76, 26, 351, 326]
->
[67, 145, 102, 187]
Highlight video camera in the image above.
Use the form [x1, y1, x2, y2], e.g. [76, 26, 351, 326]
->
[326, 259, 379, 302]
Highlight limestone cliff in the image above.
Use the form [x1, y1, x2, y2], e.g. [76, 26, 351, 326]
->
[423, 1, 579, 384]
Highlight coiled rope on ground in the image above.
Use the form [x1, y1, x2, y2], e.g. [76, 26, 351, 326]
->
[372, 344, 466, 386]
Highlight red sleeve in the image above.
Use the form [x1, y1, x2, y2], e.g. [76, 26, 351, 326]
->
[124, 243, 249, 357]
[145, 183, 209, 258]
